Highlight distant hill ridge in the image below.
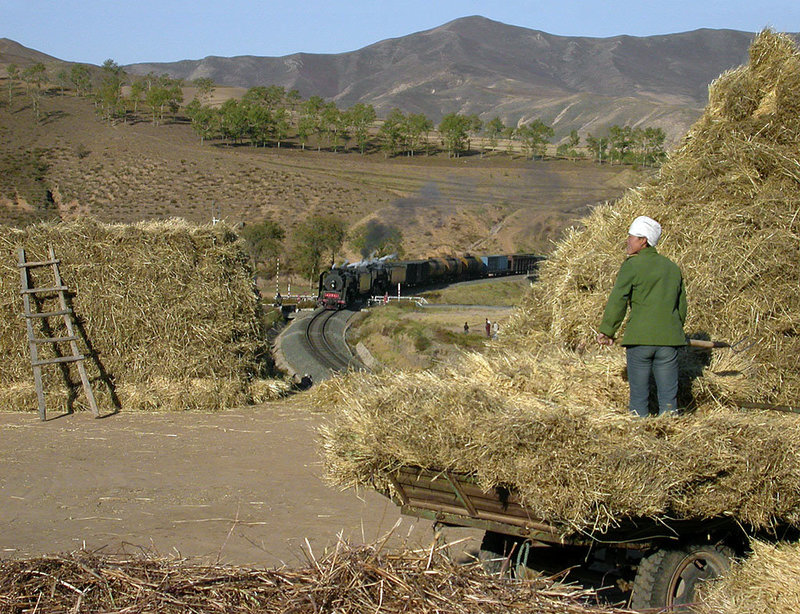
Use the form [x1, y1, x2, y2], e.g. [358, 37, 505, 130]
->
[3, 17, 797, 142]
[121, 17, 771, 141]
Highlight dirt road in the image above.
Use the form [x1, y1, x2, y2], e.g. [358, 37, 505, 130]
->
[0, 399, 459, 567]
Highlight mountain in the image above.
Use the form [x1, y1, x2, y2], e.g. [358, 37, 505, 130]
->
[123, 17, 768, 141]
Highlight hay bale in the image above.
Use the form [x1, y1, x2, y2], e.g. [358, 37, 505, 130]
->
[698, 541, 800, 614]
[0, 218, 283, 412]
[319, 29, 800, 537]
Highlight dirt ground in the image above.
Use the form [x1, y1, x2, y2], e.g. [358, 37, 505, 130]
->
[0, 398, 478, 567]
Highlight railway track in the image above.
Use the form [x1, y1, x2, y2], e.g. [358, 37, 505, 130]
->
[279, 308, 367, 384]
[305, 308, 354, 372]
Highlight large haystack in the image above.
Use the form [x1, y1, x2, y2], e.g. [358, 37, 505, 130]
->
[319, 30, 800, 537]
[0, 218, 288, 413]
[511, 28, 800, 404]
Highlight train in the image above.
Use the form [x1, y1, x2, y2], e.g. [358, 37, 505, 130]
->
[318, 253, 544, 310]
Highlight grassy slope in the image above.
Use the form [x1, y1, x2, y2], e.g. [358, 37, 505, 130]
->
[0, 88, 646, 260]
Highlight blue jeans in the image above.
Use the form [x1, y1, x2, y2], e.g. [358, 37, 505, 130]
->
[626, 345, 679, 417]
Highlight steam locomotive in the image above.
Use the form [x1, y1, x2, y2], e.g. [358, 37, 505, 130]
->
[318, 253, 543, 310]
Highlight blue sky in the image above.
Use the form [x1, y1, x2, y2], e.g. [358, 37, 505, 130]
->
[4, 0, 800, 65]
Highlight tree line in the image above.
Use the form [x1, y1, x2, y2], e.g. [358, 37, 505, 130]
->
[4, 60, 667, 165]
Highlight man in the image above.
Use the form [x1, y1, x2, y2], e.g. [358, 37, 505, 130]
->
[596, 216, 687, 417]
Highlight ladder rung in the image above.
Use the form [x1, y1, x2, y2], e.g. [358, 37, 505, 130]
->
[23, 309, 72, 318]
[32, 355, 84, 367]
[32, 336, 79, 344]
[21, 285, 69, 295]
[18, 259, 60, 268]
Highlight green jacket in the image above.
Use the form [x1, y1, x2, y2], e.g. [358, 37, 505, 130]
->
[599, 246, 687, 346]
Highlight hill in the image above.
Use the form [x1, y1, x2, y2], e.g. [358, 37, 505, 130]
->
[122, 17, 770, 143]
[0, 91, 644, 259]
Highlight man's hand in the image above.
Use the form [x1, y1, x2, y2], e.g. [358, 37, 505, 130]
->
[596, 333, 614, 346]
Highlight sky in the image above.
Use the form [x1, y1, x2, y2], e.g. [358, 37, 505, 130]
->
[4, 0, 800, 66]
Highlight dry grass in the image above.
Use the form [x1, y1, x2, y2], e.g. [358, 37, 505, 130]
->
[318, 30, 800, 539]
[698, 540, 800, 614]
[0, 218, 289, 413]
[0, 541, 633, 614]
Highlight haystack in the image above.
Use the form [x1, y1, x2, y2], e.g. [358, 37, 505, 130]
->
[319, 29, 800, 537]
[698, 541, 800, 614]
[0, 218, 288, 412]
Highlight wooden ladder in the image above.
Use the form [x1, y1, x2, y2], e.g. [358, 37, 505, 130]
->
[18, 246, 99, 421]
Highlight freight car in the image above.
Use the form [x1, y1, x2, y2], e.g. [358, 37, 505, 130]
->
[318, 253, 542, 310]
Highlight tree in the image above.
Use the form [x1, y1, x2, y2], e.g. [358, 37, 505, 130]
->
[55, 68, 69, 95]
[378, 108, 406, 157]
[485, 116, 505, 152]
[642, 127, 666, 167]
[21, 62, 47, 120]
[439, 113, 472, 157]
[608, 125, 633, 164]
[129, 79, 147, 114]
[6, 63, 18, 104]
[350, 220, 404, 258]
[405, 113, 433, 156]
[95, 59, 127, 124]
[273, 107, 290, 148]
[556, 129, 581, 160]
[185, 100, 219, 144]
[466, 114, 483, 154]
[219, 98, 248, 142]
[321, 102, 347, 152]
[291, 215, 347, 279]
[240, 218, 285, 273]
[299, 96, 325, 150]
[517, 119, 553, 159]
[585, 133, 609, 164]
[193, 77, 215, 104]
[346, 103, 376, 154]
[246, 103, 273, 146]
[69, 64, 92, 97]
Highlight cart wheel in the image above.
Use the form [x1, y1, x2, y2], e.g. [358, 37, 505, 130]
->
[478, 531, 522, 577]
[630, 543, 734, 612]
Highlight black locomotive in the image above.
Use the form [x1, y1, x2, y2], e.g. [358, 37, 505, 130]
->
[318, 253, 543, 310]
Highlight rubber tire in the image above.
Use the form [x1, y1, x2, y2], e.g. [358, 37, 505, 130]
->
[630, 543, 734, 612]
[478, 531, 522, 577]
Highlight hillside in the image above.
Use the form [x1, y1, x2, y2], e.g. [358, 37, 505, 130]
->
[122, 17, 770, 142]
[0, 91, 644, 258]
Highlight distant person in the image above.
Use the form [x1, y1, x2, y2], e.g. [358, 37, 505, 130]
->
[596, 216, 687, 417]
[485, 319, 491, 338]
[274, 291, 282, 307]
[464, 322, 470, 334]
[491, 321, 499, 339]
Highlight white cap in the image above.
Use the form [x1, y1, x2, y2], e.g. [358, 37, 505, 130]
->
[628, 216, 662, 247]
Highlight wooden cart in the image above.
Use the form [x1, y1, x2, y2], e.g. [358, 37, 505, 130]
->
[379, 466, 764, 612]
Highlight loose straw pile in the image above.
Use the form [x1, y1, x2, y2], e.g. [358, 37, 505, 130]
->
[0, 543, 633, 614]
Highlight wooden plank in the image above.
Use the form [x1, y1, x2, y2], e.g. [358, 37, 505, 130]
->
[446, 471, 479, 518]
[399, 482, 534, 520]
[25, 309, 72, 318]
[19, 248, 47, 420]
[17, 259, 60, 268]
[32, 336, 79, 344]
[50, 246, 99, 418]
[32, 355, 84, 367]
[21, 285, 69, 294]
[396, 468, 522, 505]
